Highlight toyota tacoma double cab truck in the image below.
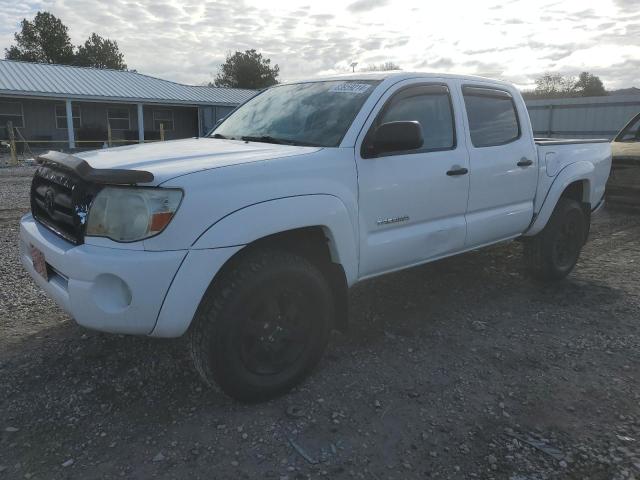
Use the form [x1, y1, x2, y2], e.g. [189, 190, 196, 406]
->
[20, 72, 611, 401]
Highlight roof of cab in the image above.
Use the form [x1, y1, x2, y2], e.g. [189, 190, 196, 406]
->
[281, 71, 514, 88]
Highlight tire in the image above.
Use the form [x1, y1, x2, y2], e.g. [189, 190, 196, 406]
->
[189, 248, 334, 402]
[524, 198, 588, 281]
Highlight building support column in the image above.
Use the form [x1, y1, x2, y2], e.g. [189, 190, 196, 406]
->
[65, 99, 75, 150]
[137, 103, 144, 144]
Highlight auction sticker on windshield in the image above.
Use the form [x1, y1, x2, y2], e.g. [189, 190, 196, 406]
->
[329, 83, 372, 94]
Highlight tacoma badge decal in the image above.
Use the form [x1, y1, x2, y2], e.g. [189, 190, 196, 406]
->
[376, 215, 409, 226]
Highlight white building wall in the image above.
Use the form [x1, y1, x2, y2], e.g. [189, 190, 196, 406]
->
[525, 95, 640, 139]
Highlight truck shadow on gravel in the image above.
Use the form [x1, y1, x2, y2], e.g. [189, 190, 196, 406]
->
[345, 242, 623, 345]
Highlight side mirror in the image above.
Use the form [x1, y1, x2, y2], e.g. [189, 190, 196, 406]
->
[365, 121, 424, 157]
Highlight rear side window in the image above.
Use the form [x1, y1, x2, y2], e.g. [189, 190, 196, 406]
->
[375, 84, 456, 152]
[462, 87, 520, 147]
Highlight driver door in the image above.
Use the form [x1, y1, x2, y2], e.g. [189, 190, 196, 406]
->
[356, 79, 470, 278]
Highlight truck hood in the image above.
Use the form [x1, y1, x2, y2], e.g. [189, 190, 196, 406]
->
[76, 138, 321, 184]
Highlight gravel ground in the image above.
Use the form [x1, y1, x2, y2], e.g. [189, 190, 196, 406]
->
[1, 165, 640, 480]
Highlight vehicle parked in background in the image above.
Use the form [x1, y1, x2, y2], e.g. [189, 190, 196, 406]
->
[20, 72, 612, 401]
[608, 112, 640, 208]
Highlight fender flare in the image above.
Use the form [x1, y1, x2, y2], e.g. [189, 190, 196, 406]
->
[524, 161, 594, 237]
[192, 194, 359, 285]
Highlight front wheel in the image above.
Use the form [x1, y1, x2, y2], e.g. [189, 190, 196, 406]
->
[524, 198, 588, 281]
[189, 248, 334, 402]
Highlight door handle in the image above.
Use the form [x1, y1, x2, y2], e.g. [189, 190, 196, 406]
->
[446, 166, 468, 176]
[517, 158, 533, 167]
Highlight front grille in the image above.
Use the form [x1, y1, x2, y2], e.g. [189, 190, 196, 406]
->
[31, 165, 96, 244]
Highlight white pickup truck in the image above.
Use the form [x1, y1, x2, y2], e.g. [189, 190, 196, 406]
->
[20, 72, 611, 401]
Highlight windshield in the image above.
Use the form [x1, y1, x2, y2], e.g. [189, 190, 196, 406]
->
[211, 80, 380, 147]
[617, 113, 640, 142]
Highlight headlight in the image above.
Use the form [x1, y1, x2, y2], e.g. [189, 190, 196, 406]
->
[86, 187, 183, 242]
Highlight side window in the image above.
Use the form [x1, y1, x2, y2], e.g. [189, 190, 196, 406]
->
[462, 87, 520, 147]
[107, 108, 131, 131]
[153, 110, 174, 131]
[618, 114, 640, 142]
[0, 101, 24, 128]
[55, 105, 81, 129]
[373, 84, 456, 154]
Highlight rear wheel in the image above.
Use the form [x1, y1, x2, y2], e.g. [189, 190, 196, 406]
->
[524, 198, 587, 281]
[189, 248, 333, 402]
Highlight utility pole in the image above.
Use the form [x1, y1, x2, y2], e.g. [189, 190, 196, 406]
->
[350, 62, 358, 73]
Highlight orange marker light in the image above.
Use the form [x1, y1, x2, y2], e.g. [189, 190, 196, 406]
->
[149, 211, 174, 232]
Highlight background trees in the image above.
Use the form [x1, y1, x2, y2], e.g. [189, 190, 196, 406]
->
[523, 71, 607, 99]
[5, 11, 127, 70]
[574, 72, 606, 97]
[75, 33, 126, 70]
[5, 12, 74, 65]
[362, 61, 401, 72]
[212, 50, 279, 89]
[533, 73, 576, 97]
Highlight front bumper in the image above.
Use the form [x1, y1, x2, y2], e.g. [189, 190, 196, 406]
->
[20, 213, 186, 335]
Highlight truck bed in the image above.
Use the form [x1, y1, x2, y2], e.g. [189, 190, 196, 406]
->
[533, 139, 612, 217]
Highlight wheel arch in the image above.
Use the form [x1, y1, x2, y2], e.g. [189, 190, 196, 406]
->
[192, 194, 359, 285]
[152, 195, 356, 338]
[525, 162, 594, 237]
[560, 178, 591, 204]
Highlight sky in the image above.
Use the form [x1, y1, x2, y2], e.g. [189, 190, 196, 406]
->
[0, 0, 638, 90]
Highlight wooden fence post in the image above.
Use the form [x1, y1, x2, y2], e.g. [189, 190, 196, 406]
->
[7, 121, 17, 166]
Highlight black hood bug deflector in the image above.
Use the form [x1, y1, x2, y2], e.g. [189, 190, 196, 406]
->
[36, 150, 154, 185]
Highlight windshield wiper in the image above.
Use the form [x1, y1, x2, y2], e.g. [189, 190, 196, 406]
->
[241, 135, 294, 145]
[240, 135, 323, 147]
[210, 134, 297, 144]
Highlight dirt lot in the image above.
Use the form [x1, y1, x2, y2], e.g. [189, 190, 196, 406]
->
[1, 166, 639, 480]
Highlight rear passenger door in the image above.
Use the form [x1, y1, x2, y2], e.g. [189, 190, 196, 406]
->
[461, 85, 538, 247]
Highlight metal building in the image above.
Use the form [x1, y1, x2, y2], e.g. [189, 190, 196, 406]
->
[0, 59, 255, 150]
[526, 94, 640, 140]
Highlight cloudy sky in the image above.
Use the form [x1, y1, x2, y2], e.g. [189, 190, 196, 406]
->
[0, 0, 638, 89]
